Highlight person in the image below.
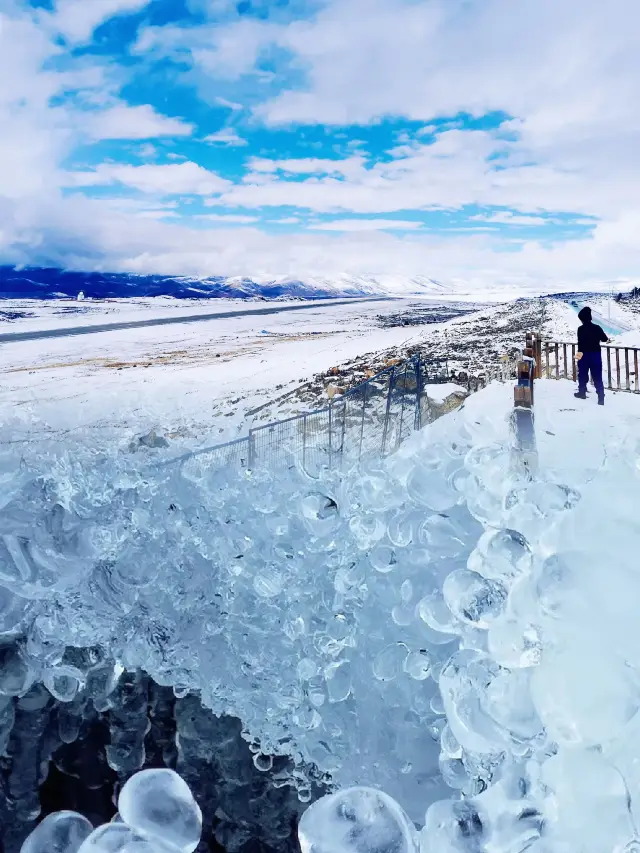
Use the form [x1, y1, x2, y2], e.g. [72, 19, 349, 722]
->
[574, 306, 608, 405]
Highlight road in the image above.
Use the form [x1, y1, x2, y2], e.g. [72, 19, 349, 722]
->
[0, 297, 390, 344]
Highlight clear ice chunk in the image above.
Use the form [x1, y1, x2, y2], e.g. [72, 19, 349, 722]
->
[21, 811, 93, 853]
[298, 787, 418, 853]
[117, 769, 202, 853]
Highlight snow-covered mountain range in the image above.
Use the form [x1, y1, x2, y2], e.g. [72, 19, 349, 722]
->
[0, 267, 452, 300]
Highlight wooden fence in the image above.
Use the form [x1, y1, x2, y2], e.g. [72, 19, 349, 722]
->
[539, 340, 640, 393]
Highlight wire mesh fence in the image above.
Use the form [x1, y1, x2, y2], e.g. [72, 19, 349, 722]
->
[175, 355, 515, 477]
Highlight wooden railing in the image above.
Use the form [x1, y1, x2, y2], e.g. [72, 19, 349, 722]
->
[541, 340, 640, 393]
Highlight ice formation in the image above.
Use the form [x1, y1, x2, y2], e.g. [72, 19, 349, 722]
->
[1, 380, 640, 853]
[298, 787, 418, 853]
[20, 770, 201, 853]
[20, 812, 92, 853]
[118, 768, 202, 853]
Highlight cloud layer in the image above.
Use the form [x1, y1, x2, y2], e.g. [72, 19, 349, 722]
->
[0, 0, 639, 293]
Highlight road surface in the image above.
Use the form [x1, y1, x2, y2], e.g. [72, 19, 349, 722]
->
[0, 297, 390, 344]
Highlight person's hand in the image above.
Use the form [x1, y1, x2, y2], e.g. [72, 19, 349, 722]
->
[576, 352, 583, 361]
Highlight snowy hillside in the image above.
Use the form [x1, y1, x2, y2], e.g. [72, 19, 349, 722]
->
[0, 266, 451, 300]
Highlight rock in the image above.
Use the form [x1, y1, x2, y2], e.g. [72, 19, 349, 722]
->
[130, 431, 170, 451]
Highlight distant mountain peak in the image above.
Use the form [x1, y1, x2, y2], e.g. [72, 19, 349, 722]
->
[0, 267, 452, 300]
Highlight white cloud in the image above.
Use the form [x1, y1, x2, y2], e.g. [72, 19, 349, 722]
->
[203, 128, 248, 146]
[215, 96, 243, 111]
[66, 162, 231, 195]
[470, 211, 550, 226]
[51, 0, 152, 44]
[310, 219, 424, 231]
[197, 213, 258, 223]
[3, 0, 640, 292]
[134, 19, 275, 81]
[133, 0, 640, 230]
[5, 190, 640, 295]
[248, 155, 365, 179]
[0, 7, 71, 200]
[88, 105, 194, 140]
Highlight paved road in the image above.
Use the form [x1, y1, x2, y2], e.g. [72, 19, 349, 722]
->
[0, 297, 391, 344]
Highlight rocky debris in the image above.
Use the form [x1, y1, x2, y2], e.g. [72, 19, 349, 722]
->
[244, 298, 549, 428]
[129, 430, 170, 451]
[426, 388, 469, 421]
[376, 303, 478, 328]
[276, 298, 548, 417]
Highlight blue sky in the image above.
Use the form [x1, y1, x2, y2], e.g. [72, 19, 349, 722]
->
[0, 0, 638, 290]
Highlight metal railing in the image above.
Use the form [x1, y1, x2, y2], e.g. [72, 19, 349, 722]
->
[540, 340, 640, 392]
[171, 355, 516, 477]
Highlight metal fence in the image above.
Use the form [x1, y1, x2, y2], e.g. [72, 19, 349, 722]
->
[173, 355, 515, 477]
[540, 340, 640, 392]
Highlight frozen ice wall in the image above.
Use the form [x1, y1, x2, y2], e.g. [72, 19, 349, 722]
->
[2, 381, 640, 853]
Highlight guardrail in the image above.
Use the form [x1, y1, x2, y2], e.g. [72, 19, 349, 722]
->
[168, 354, 517, 477]
[540, 340, 639, 392]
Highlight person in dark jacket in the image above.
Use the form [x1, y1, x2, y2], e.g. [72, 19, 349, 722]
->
[575, 306, 608, 405]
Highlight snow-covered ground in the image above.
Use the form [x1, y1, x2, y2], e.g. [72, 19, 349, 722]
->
[0, 298, 481, 447]
[0, 295, 387, 336]
[2, 294, 640, 452]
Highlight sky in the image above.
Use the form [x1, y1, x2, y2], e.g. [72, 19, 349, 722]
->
[0, 0, 639, 292]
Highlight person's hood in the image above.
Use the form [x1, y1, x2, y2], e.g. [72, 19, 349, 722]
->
[578, 306, 592, 323]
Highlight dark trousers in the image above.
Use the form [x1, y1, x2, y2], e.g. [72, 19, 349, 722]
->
[578, 351, 604, 400]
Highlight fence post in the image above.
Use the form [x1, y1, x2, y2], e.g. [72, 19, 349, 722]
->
[635, 350, 639, 392]
[413, 357, 423, 431]
[397, 363, 408, 448]
[513, 334, 536, 460]
[536, 335, 542, 379]
[248, 430, 256, 469]
[358, 380, 368, 460]
[625, 348, 631, 391]
[302, 413, 307, 471]
[381, 367, 396, 456]
[545, 342, 550, 379]
[607, 347, 612, 389]
[328, 403, 333, 468]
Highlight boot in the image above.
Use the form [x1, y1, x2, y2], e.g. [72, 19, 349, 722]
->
[598, 398, 604, 406]
[574, 392, 587, 399]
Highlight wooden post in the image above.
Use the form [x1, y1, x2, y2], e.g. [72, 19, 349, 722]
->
[554, 343, 559, 379]
[513, 334, 536, 456]
[571, 344, 577, 381]
[607, 347, 612, 389]
[615, 348, 621, 390]
[537, 336, 542, 379]
[545, 343, 550, 379]
[635, 349, 639, 393]
[625, 348, 631, 391]
[563, 344, 568, 379]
